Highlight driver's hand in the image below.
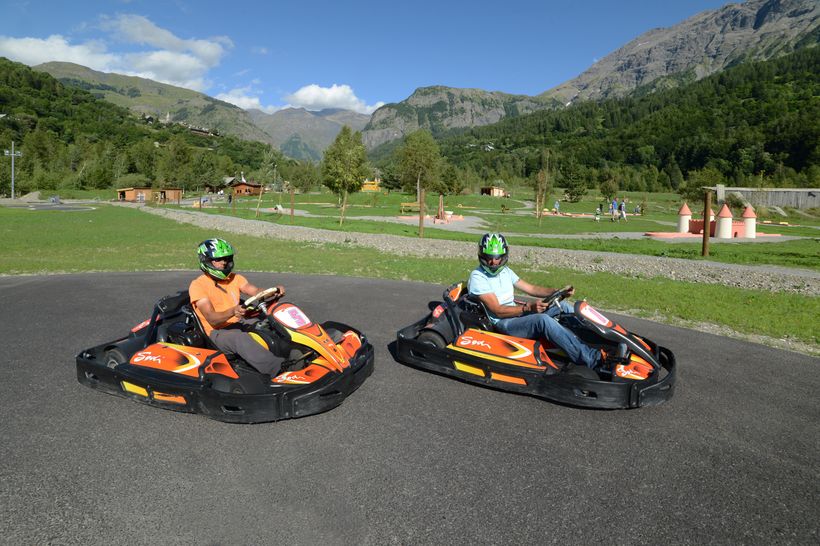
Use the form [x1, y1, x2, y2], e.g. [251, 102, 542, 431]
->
[275, 285, 285, 298]
[531, 300, 548, 313]
[232, 304, 247, 318]
[563, 285, 575, 297]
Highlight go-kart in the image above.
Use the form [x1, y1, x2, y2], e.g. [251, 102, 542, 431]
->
[395, 282, 675, 409]
[76, 287, 374, 423]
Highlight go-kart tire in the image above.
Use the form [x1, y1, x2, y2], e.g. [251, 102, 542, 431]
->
[104, 348, 128, 369]
[417, 330, 446, 349]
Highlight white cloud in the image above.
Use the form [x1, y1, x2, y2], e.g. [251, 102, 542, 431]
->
[0, 35, 118, 70]
[100, 14, 231, 67]
[285, 84, 384, 114]
[216, 86, 281, 113]
[0, 14, 231, 92]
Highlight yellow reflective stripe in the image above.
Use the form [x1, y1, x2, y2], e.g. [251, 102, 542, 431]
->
[121, 381, 148, 397]
[454, 361, 485, 377]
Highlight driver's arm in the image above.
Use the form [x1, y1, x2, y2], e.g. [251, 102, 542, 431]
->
[193, 297, 243, 328]
[515, 280, 575, 299]
[476, 292, 529, 318]
[240, 282, 286, 298]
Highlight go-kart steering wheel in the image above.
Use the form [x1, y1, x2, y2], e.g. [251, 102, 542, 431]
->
[542, 285, 573, 309]
[242, 287, 281, 310]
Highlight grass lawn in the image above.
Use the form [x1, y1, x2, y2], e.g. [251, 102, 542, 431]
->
[182, 191, 820, 271]
[3, 204, 818, 351]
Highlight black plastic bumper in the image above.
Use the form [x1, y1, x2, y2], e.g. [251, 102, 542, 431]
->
[76, 342, 375, 423]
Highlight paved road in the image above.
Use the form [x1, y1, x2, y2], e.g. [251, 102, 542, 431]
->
[1, 272, 817, 544]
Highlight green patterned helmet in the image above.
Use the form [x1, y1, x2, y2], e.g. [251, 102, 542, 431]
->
[478, 233, 509, 275]
[197, 238, 235, 280]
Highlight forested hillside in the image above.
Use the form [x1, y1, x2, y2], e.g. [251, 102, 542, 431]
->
[0, 57, 286, 196]
[433, 48, 819, 192]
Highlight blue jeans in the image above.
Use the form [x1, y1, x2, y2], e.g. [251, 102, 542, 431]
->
[495, 301, 602, 368]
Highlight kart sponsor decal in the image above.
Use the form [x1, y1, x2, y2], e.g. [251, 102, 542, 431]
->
[131, 318, 151, 333]
[456, 331, 533, 359]
[129, 344, 205, 377]
[272, 364, 330, 384]
[458, 335, 493, 350]
[273, 304, 312, 329]
[432, 305, 445, 319]
[614, 356, 653, 380]
[450, 330, 545, 369]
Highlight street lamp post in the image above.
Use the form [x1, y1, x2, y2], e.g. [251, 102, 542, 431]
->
[4, 141, 22, 199]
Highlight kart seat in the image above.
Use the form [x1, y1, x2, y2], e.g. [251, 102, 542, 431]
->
[163, 304, 210, 349]
[457, 294, 496, 332]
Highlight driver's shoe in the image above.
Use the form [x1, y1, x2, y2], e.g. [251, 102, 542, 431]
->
[599, 343, 628, 368]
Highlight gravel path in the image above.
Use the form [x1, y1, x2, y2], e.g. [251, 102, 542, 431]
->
[128, 203, 819, 296]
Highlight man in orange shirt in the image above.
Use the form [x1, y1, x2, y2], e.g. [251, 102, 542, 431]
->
[189, 238, 285, 375]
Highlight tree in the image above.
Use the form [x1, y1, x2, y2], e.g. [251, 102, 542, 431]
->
[321, 126, 370, 226]
[289, 161, 320, 193]
[533, 149, 553, 222]
[396, 130, 441, 237]
[561, 157, 587, 202]
[599, 178, 619, 201]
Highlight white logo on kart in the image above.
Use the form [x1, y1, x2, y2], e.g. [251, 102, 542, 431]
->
[133, 352, 162, 364]
[458, 335, 492, 349]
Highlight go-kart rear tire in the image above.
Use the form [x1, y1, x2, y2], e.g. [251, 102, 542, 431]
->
[104, 348, 128, 369]
[417, 330, 446, 349]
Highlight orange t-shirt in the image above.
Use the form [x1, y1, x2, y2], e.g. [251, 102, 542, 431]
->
[188, 273, 249, 335]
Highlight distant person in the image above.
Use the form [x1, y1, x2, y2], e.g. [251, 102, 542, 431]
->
[189, 238, 285, 375]
[619, 199, 628, 222]
[594, 205, 601, 222]
[554, 200, 560, 215]
[610, 198, 618, 222]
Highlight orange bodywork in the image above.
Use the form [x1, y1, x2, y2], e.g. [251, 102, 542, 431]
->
[130, 343, 214, 378]
[614, 354, 655, 380]
[450, 329, 558, 370]
[129, 305, 365, 387]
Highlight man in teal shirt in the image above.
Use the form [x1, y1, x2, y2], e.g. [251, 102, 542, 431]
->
[469, 233, 621, 369]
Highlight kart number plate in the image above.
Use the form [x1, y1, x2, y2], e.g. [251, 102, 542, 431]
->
[274, 307, 310, 329]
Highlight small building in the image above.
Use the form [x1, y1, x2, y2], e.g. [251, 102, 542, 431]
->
[480, 186, 510, 198]
[117, 187, 182, 203]
[362, 177, 382, 192]
[229, 180, 263, 196]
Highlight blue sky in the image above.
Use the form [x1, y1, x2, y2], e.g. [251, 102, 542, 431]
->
[0, 0, 731, 114]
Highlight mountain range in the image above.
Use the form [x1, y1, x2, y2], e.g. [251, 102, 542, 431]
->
[33, 0, 819, 158]
[361, 0, 819, 149]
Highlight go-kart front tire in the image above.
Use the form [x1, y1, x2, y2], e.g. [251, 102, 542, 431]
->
[417, 330, 446, 349]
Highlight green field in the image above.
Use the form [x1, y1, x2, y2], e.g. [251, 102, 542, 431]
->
[175, 189, 820, 271]
[2, 204, 818, 353]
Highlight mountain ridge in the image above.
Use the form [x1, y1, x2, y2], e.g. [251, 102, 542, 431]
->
[362, 0, 819, 149]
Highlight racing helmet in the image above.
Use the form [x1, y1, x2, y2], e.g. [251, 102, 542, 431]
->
[197, 238, 235, 280]
[478, 233, 509, 275]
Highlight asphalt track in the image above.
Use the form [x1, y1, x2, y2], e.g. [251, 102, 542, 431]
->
[1, 272, 817, 545]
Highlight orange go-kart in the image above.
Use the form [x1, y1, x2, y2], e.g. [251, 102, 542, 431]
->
[77, 288, 374, 423]
[395, 282, 675, 409]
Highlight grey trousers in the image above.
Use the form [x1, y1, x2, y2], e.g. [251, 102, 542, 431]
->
[210, 322, 281, 375]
